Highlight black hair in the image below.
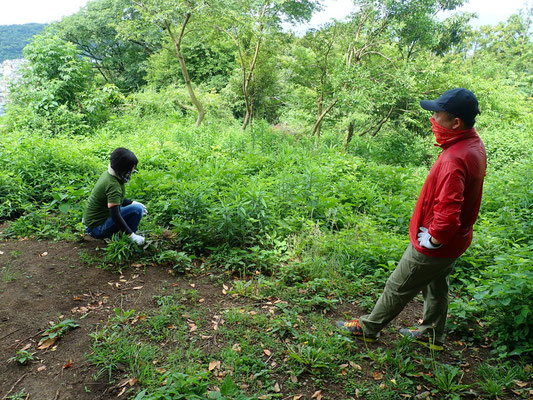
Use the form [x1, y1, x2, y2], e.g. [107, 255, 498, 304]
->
[443, 111, 475, 129]
[110, 147, 138, 175]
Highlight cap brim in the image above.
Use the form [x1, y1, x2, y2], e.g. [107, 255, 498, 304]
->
[420, 100, 444, 112]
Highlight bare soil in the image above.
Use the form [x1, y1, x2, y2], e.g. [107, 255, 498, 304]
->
[0, 237, 174, 399]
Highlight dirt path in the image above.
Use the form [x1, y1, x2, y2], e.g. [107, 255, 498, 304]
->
[0, 237, 173, 399]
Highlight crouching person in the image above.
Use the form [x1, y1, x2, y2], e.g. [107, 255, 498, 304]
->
[83, 147, 147, 245]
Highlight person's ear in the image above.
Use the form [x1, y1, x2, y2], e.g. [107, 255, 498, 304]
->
[452, 118, 463, 130]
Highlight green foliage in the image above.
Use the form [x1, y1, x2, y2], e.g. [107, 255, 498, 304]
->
[475, 363, 521, 398]
[424, 364, 470, 398]
[5, 389, 28, 400]
[53, 0, 157, 92]
[6, 33, 123, 135]
[41, 319, 80, 341]
[8, 349, 35, 365]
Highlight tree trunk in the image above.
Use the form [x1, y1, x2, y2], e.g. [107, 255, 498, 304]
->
[315, 93, 323, 138]
[241, 4, 267, 130]
[166, 17, 205, 127]
[345, 121, 355, 149]
[310, 98, 337, 137]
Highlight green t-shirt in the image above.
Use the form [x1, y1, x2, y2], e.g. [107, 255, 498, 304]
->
[83, 171, 125, 228]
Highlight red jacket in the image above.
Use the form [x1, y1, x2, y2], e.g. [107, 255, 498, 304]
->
[409, 130, 487, 258]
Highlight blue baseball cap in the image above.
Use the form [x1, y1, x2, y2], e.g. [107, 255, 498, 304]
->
[420, 88, 480, 121]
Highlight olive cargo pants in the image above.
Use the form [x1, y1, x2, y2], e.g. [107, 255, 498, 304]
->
[359, 243, 457, 343]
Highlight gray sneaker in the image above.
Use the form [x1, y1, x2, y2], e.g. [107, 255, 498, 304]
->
[399, 327, 444, 351]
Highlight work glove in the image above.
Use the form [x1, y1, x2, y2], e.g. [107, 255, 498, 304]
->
[417, 227, 441, 249]
[130, 232, 145, 245]
[132, 201, 148, 216]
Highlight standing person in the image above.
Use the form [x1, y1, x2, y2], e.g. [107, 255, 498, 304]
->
[83, 147, 148, 245]
[337, 88, 486, 350]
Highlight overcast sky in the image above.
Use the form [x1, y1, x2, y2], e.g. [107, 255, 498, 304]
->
[0, 0, 530, 27]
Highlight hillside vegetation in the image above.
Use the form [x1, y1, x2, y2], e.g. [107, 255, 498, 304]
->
[0, 23, 46, 61]
[0, 0, 531, 398]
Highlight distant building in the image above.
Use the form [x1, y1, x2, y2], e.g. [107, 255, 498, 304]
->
[0, 59, 26, 115]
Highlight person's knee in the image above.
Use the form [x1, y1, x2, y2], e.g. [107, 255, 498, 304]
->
[131, 203, 144, 217]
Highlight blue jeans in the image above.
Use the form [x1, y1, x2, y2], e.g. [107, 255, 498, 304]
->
[85, 204, 143, 239]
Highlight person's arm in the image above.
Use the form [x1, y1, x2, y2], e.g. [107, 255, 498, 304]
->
[428, 162, 466, 244]
[108, 203, 132, 235]
[121, 198, 133, 206]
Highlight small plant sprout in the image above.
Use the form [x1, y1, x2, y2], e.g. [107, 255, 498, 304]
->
[8, 349, 35, 365]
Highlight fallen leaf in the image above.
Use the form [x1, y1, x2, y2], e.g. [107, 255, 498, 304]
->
[199, 298, 205, 303]
[21, 343, 32, 351]
[37, 365, 47, 372]
[263, 349, 272, 356]
[311, 390, 322, 400]
[166, 324, 177, 329]
[373, 371, 384, 380]
[39, 252, 48, 257]
[293, 396, 304, 400]
[155, 367, 166, 374]
[339, 363, 349, 369]
[188, 323, 197, 332]
[38, 337, 58, 350]
[223, 284, 229, 290]
[355, 388, 360, 398]
[190, 283, 196, 288]
[209, 360, 221, 371]
[258, 396, 269, 400]
[391, 378, 397, 385]
[514, 380, 528, 388]
[350, 361, 362, 370]
[117, 387, 127, 397]
[0, 250, 4, 255]
[132, 286, 143, 290]
[290, 375, 298, 383]
[232, 343, 242, 352]
[63, 359, 72, 369]
[274, 382, 281, 392]
[118, 378, 131, 388]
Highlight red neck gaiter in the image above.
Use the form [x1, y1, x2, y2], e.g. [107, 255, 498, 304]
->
[430, 117, 477, 148]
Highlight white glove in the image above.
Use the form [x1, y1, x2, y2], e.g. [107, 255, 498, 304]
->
[417, 227, 441, 249]
[130, 232, 145, 245]
[132, 201, 148, 216]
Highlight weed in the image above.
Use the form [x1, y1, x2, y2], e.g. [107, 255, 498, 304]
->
[6, 389, 28, 400]
[154, 250, 192, 273]
[425, 364, 470, 398]
[8, 349, 35, 365]
[41, 318, 79, 342]
[1, 263, 18, 283]
[288, 343, 330, 373]
[104, 233, 140, 265]
[475, 363, 520, 397]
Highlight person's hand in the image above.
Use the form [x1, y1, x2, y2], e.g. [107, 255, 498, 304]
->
[130, 232, 145, 245]
[417, 227, 441, 249]
[132, 201, 148, 216]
